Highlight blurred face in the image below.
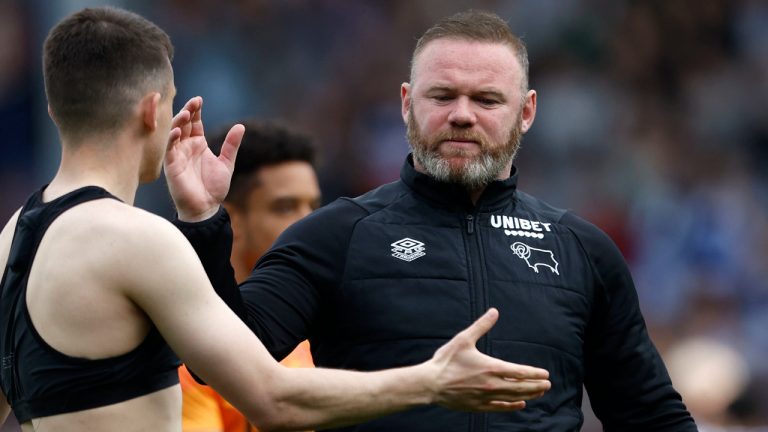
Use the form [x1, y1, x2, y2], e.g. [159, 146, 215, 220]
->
[232, 161, 321, 266]
[402, 39, 537, 189]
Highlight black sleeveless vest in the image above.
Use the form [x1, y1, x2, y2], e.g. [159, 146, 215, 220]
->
[0, 186, 180, 422]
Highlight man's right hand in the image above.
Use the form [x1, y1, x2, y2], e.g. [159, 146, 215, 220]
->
[426, 308, 550, 411]
[164, 96, 244, 222]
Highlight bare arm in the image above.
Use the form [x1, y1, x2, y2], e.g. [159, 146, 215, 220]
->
[121, 214, 549, 431]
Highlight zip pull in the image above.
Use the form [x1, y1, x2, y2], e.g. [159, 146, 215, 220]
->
[466, 214, 475, 234]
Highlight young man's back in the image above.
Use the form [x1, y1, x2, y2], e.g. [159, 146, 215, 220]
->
[0, 188, 189, 431]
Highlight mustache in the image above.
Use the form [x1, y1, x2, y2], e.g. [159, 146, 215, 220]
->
[433, 129, 487, 146]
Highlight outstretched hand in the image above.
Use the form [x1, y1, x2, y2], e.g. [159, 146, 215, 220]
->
[427, 308, 550, 411]
[164, 96, 245, 222]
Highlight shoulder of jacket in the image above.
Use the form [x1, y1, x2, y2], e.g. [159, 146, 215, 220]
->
[346, 180, 408, 215]
[514, 190, 569, 223]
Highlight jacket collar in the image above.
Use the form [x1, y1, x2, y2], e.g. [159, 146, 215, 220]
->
[400, 154, 518, 212]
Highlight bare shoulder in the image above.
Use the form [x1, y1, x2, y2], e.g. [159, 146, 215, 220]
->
[36, 199, 197, 287]
[53, 199, 188, 250]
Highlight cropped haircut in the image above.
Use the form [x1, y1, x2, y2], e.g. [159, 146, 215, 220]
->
[410, 10, 529, 92]
[208, 120, 316, 208]
[43, 7, 174, 140]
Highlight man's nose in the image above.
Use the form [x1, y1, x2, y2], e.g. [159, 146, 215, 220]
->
[447, 96, 476, 128]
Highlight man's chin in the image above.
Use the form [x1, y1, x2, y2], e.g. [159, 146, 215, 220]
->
[443, 156, 476, 172]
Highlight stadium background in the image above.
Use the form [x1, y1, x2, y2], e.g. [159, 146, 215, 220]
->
[0, 0, 766, 429]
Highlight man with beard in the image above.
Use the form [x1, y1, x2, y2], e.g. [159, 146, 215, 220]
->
[168, 10, 697, 431]
[0, 6, 556, 431]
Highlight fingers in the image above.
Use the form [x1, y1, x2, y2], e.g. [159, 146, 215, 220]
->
[489, 358, 549, 381]
[469, 379, 549, 412]
[218, 124, 244, 171]
[437, 376, 549, 413]
[190, 96, 205, 138]
[171, 105, 191, 129]
[174, 97, 202, 141]
[494, 378, 551, 398]
[458, 308, 499, 345]
[483, 400, 526, 412]
[167, 127, 182, 149]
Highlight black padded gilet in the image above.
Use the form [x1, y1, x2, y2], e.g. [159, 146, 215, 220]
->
[0, 186, 180, 422]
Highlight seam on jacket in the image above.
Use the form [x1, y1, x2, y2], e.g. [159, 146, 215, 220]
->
[490, 338, 583, 361]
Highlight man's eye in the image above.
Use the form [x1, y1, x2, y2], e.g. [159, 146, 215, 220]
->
[272, 203, 297, 214]
[476, 98, 499, 106]
[432, 95, 453, 102]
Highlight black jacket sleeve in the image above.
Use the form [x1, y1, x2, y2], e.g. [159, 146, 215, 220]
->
[561, 212, 697, 431]
[175, 200, 368, 361]
[172, 207, 246, 319]
[237, 199, 368, 360]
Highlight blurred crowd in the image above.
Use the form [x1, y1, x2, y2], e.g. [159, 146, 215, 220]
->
[0, 0, 766, 429]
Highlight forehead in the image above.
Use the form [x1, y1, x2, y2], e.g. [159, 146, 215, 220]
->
[412, 39, 523, 91]
[251, 161, 320, 197]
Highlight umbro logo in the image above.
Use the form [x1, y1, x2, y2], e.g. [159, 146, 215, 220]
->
[391, 238, 426, 262]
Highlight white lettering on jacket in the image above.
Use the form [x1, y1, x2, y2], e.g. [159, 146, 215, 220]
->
[489, 215, 552, 239]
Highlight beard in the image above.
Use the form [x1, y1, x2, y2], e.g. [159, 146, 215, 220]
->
[406, 108, 523, 190]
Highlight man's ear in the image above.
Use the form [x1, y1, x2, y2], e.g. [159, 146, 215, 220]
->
[521, 90, 537, 134]
[401, 82, 411, 124]
[140, 92, 162, 132]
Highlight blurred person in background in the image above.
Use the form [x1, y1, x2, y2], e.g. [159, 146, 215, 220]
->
[0, 6, 554, 431]
[665, 337, 748, 430]
[170, 10, 696, 431]
[181, 120, 319, 432]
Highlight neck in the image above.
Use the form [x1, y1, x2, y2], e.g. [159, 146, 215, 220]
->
[231, 249, 263, 284]
[231, 258, 250, 285]
[45, 132, 144, 205]
[467, 188, 485, 205]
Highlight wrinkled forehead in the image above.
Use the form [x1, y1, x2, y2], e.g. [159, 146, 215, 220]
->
[411, 38, 524, 90]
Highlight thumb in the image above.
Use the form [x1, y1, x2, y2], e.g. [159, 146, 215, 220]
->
[461, 308, 499, 344]
[218, 124, 245, 171]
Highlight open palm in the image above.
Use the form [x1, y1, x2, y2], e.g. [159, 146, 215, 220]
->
[165, 97, 244, 221]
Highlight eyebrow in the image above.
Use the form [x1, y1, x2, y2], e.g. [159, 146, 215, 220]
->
[425, 86, 455, 94]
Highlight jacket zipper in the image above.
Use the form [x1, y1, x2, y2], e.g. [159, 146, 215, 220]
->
[464, 211, 487, 432]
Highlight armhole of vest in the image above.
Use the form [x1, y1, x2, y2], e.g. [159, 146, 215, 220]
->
[19, 191, 146, 365]
[0, 209, 26, 301]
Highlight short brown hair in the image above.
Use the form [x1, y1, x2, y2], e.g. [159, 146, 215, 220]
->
[43, 7, 174, 139]
[410, 10, 529, 91]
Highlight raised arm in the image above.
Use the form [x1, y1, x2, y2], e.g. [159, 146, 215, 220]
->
[124, 214, 550, 431]
[164, 96, 240, 222]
